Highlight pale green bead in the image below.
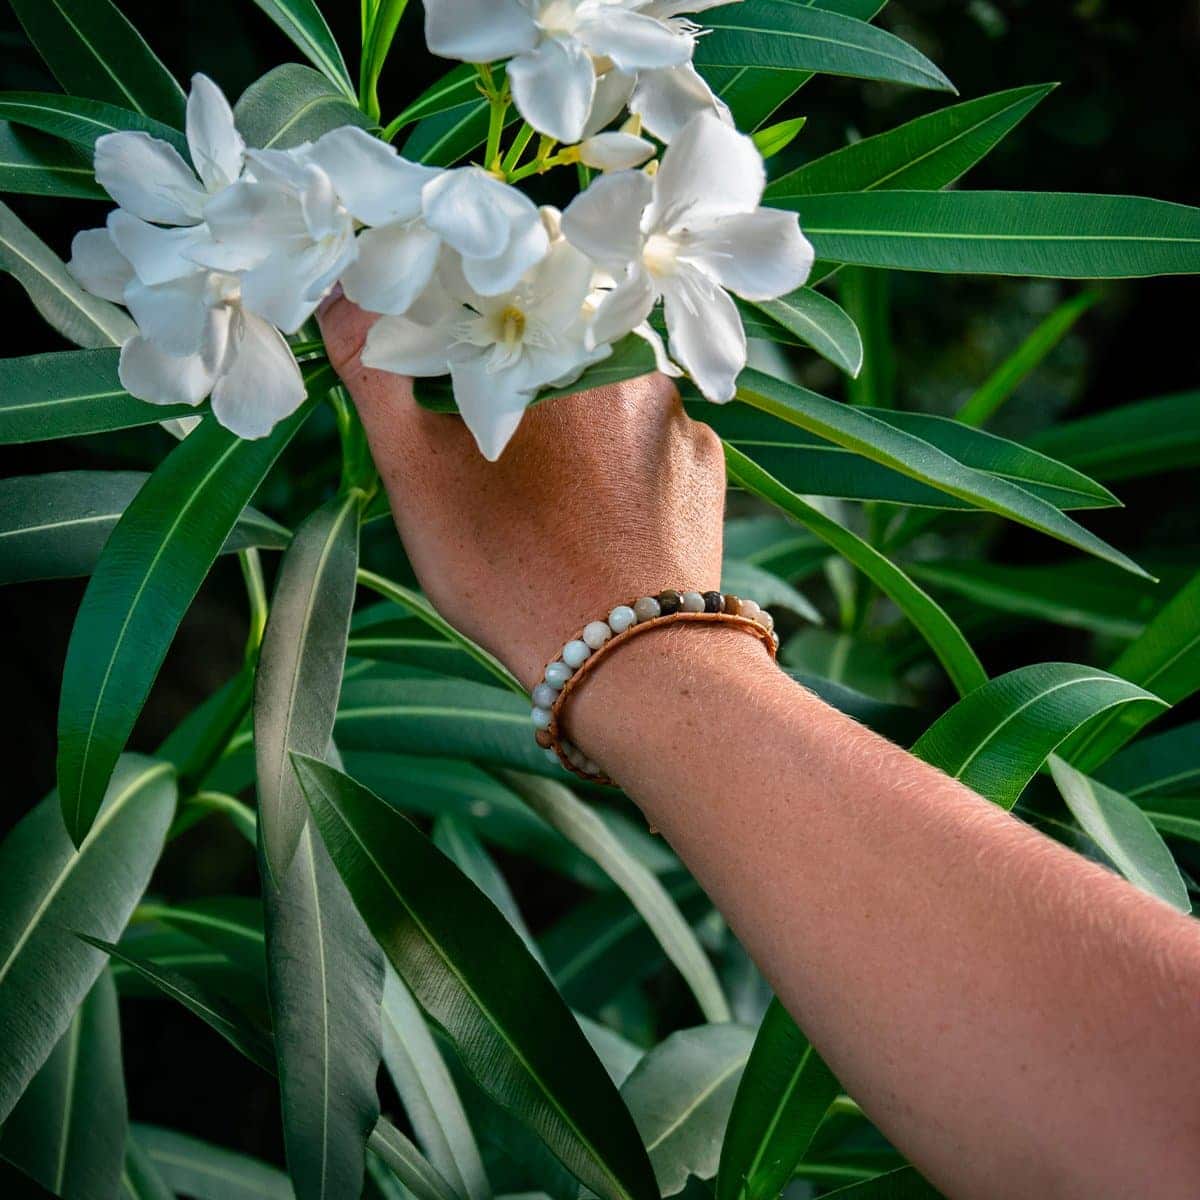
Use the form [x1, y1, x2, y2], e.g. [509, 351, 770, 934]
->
[563, 639, 591, 668]
[545, 661, 571, 688]
[532, 682, 558, 709]
[531, 706, 552, 730]
[608, 604, 636, 633]
[583, 620, 612, 649]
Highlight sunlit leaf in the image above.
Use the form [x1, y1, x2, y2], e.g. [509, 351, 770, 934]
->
[235, 64, 367, 150]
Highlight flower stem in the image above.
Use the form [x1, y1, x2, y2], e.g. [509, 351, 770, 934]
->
[501, 122, 537, 175]
[238, 549, 268, 661]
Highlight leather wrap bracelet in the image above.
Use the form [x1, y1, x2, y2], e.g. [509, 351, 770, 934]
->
[531, 589, 779, 785]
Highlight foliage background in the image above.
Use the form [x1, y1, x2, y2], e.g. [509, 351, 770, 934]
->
[2, 0, 1197, 1172]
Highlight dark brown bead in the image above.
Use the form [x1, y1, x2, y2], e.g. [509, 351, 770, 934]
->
[535, 728, 553, 749]
[702, 590, 724, 613]
[657, 589, 683, 615]
[723, 593, 742, 616]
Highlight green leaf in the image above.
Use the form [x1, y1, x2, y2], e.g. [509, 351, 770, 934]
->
[366, 1122, 463, 1200]
[122, 1132, 177, 1200]
[540, 872, 710, 1011]
[746, 288, 863, 377]
[138, 896, 265, 977]
[0, 348, 201, 444]
[292, 755, 660, 1200]
[1064, 572, 1200, 772]
[705, 0, 887, 131]
[381, 967, 491, 1200]
[335, 675, 554, 776]
[818, 1167, 941, 1198]
[261, 821, 384, 1200]
[0, 471, 288, 587]
[780, 191, 1200, 278]
[357, 570, 523, 694]
[954, 290, 1100, 427]
[0, 121, 103, 198]
[8, 0, 185, 126]
[0, 91, 189, 154]
[78, 934, 277, 1073]
[132, 1125, 293, 1200]
[247, 1, 354, 99]
[0, 971, 127, 1199]
[387, 64, 490, 133]
[725, 443, 987, 696]
[348, 630, 501, 685]
[753, 116, 807, 159]
[401, 96, 520, 168]
[716, 999, 840, 1200]
[1096, 723, 1200, 799]
[767, 84, 1053, 200]
[360, 0, 409, 121]
[733, 370, 1143, 575]
[0, 201, 135, 348]
[911, 663, 1164, 809]
[170, 791, 258, 845]
[56, 387, 319, 846]
[696, 2, 953, 94]
[256, 491, 361, 880]
[499, 772, 731, 1024]
[1048, 757, 1190, 913]
[0, 756, 175, 1121]
[721, 557, 822, 624]
[699, 400, 1113, 512]
[0, 1157, 56, 1198]
[620, 1024, 755, 1197]
[1029, 390, 1200, 483]
[235, 64, 368, 151]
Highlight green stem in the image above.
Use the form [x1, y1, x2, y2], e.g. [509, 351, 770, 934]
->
[484, 90, 510, 171]
[501, 122, 537, 175]
[238, 548, 268, 661]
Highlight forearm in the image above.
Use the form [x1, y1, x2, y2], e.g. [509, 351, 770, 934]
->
[570, 625, 1200, 1199]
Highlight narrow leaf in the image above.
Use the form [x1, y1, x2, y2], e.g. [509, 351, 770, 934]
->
[0, 757, 175, 1120]
[235, 64, 367, 151]
[746, 288, 863, 377]
[256, 490, 361, 880]
[912, 663, 1164, 809]
[716, 999, 839, 1200]
[0, 91, 188, 154]
[0, 121, 103, 199]
[293, 755, 661, 1200]
[1097, 723, 1200, 800]
[133, 1125, 293, 1200]
[247, 1, 354, 98]
[8, 0, 185, 125]
[122, 1132, 177, 1200]
[57, 387, 319, 845]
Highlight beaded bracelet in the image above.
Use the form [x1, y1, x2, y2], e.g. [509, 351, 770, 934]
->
[531, 589, 780, 785]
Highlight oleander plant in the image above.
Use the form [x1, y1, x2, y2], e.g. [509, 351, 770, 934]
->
[1, 1, 1198, 1198]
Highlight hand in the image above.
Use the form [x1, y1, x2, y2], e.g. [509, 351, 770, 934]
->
[318, 295, 728, 690]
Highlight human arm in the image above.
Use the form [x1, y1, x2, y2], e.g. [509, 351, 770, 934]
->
[319, 297, 1200, 1200]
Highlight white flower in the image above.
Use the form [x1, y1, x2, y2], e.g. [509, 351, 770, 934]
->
[424, 0, 704, 144]
[577, 129, 655, 171]
[303, 126, 551, 316]
[192, 145, 358, 333]
[69, 74, 306, 438]
[363, 222, 608, 460]
[561, 112, 814, 402]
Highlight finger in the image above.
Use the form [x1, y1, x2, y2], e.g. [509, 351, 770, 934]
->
[316, 287, 378, 378]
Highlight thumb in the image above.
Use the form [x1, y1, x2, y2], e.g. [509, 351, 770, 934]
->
[316, 286, 379, 380]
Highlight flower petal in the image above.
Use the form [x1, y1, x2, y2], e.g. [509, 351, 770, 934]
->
[633, 319, 682, 377]
[307, 126, 438, 225]
[107, 210, 205, 286]
[124, 273, 213, 357]
[578, 8, 694, 71]
[68, 227, 133, 302]
[648, 112, 764, 229]
[561, 169, 653, 268]
[363, 308, 460, 378]
[341, 222, 442, 315]
[461, 207, 549, 296]
[583, 69, 636, 138]
[422, 168, 520, 260]
[661, 267, 745, 402]
[630, 62, 732, 143]
[241, 234, 356, 333]
[424, 0, 538, 62]
[579, 131, 655, 171]
[682, 209, 814, 300]
[643, 0, 733, 17]
[449, 359, 532, 462]
[525, 240, 596, 328]
[507, 36, 596, 144]
[118, 331, 222, 407]
[588, 264, 658, 346]
[210, 309, 306, 439]
[186, 73, 244, 192]
[196, 180, 306, 271]
[94, 131, 205, 224]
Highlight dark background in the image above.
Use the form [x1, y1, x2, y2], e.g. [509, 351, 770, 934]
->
[1, 0, 1197, 1167]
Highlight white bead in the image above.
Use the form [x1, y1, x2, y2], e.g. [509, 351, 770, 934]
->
[562, 639, 591, 668]
[531, 706, 552, 730]
[545, 661, 571, 688]
[681, 591, 705, 613]
[608, 604, 636, 633]
[544, 748, 561, 765]
[740, 599, 761, 623]
[583, 620, 612, 649]
[532, 682, 558, 709]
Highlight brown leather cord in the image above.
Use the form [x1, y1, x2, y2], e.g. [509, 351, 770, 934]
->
[546, 610, 778, 786]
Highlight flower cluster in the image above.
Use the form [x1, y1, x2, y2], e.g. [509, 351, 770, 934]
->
[69, 3, 814, 460]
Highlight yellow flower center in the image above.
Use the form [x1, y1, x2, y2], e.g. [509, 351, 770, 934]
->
[500, 306, 527, 347]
